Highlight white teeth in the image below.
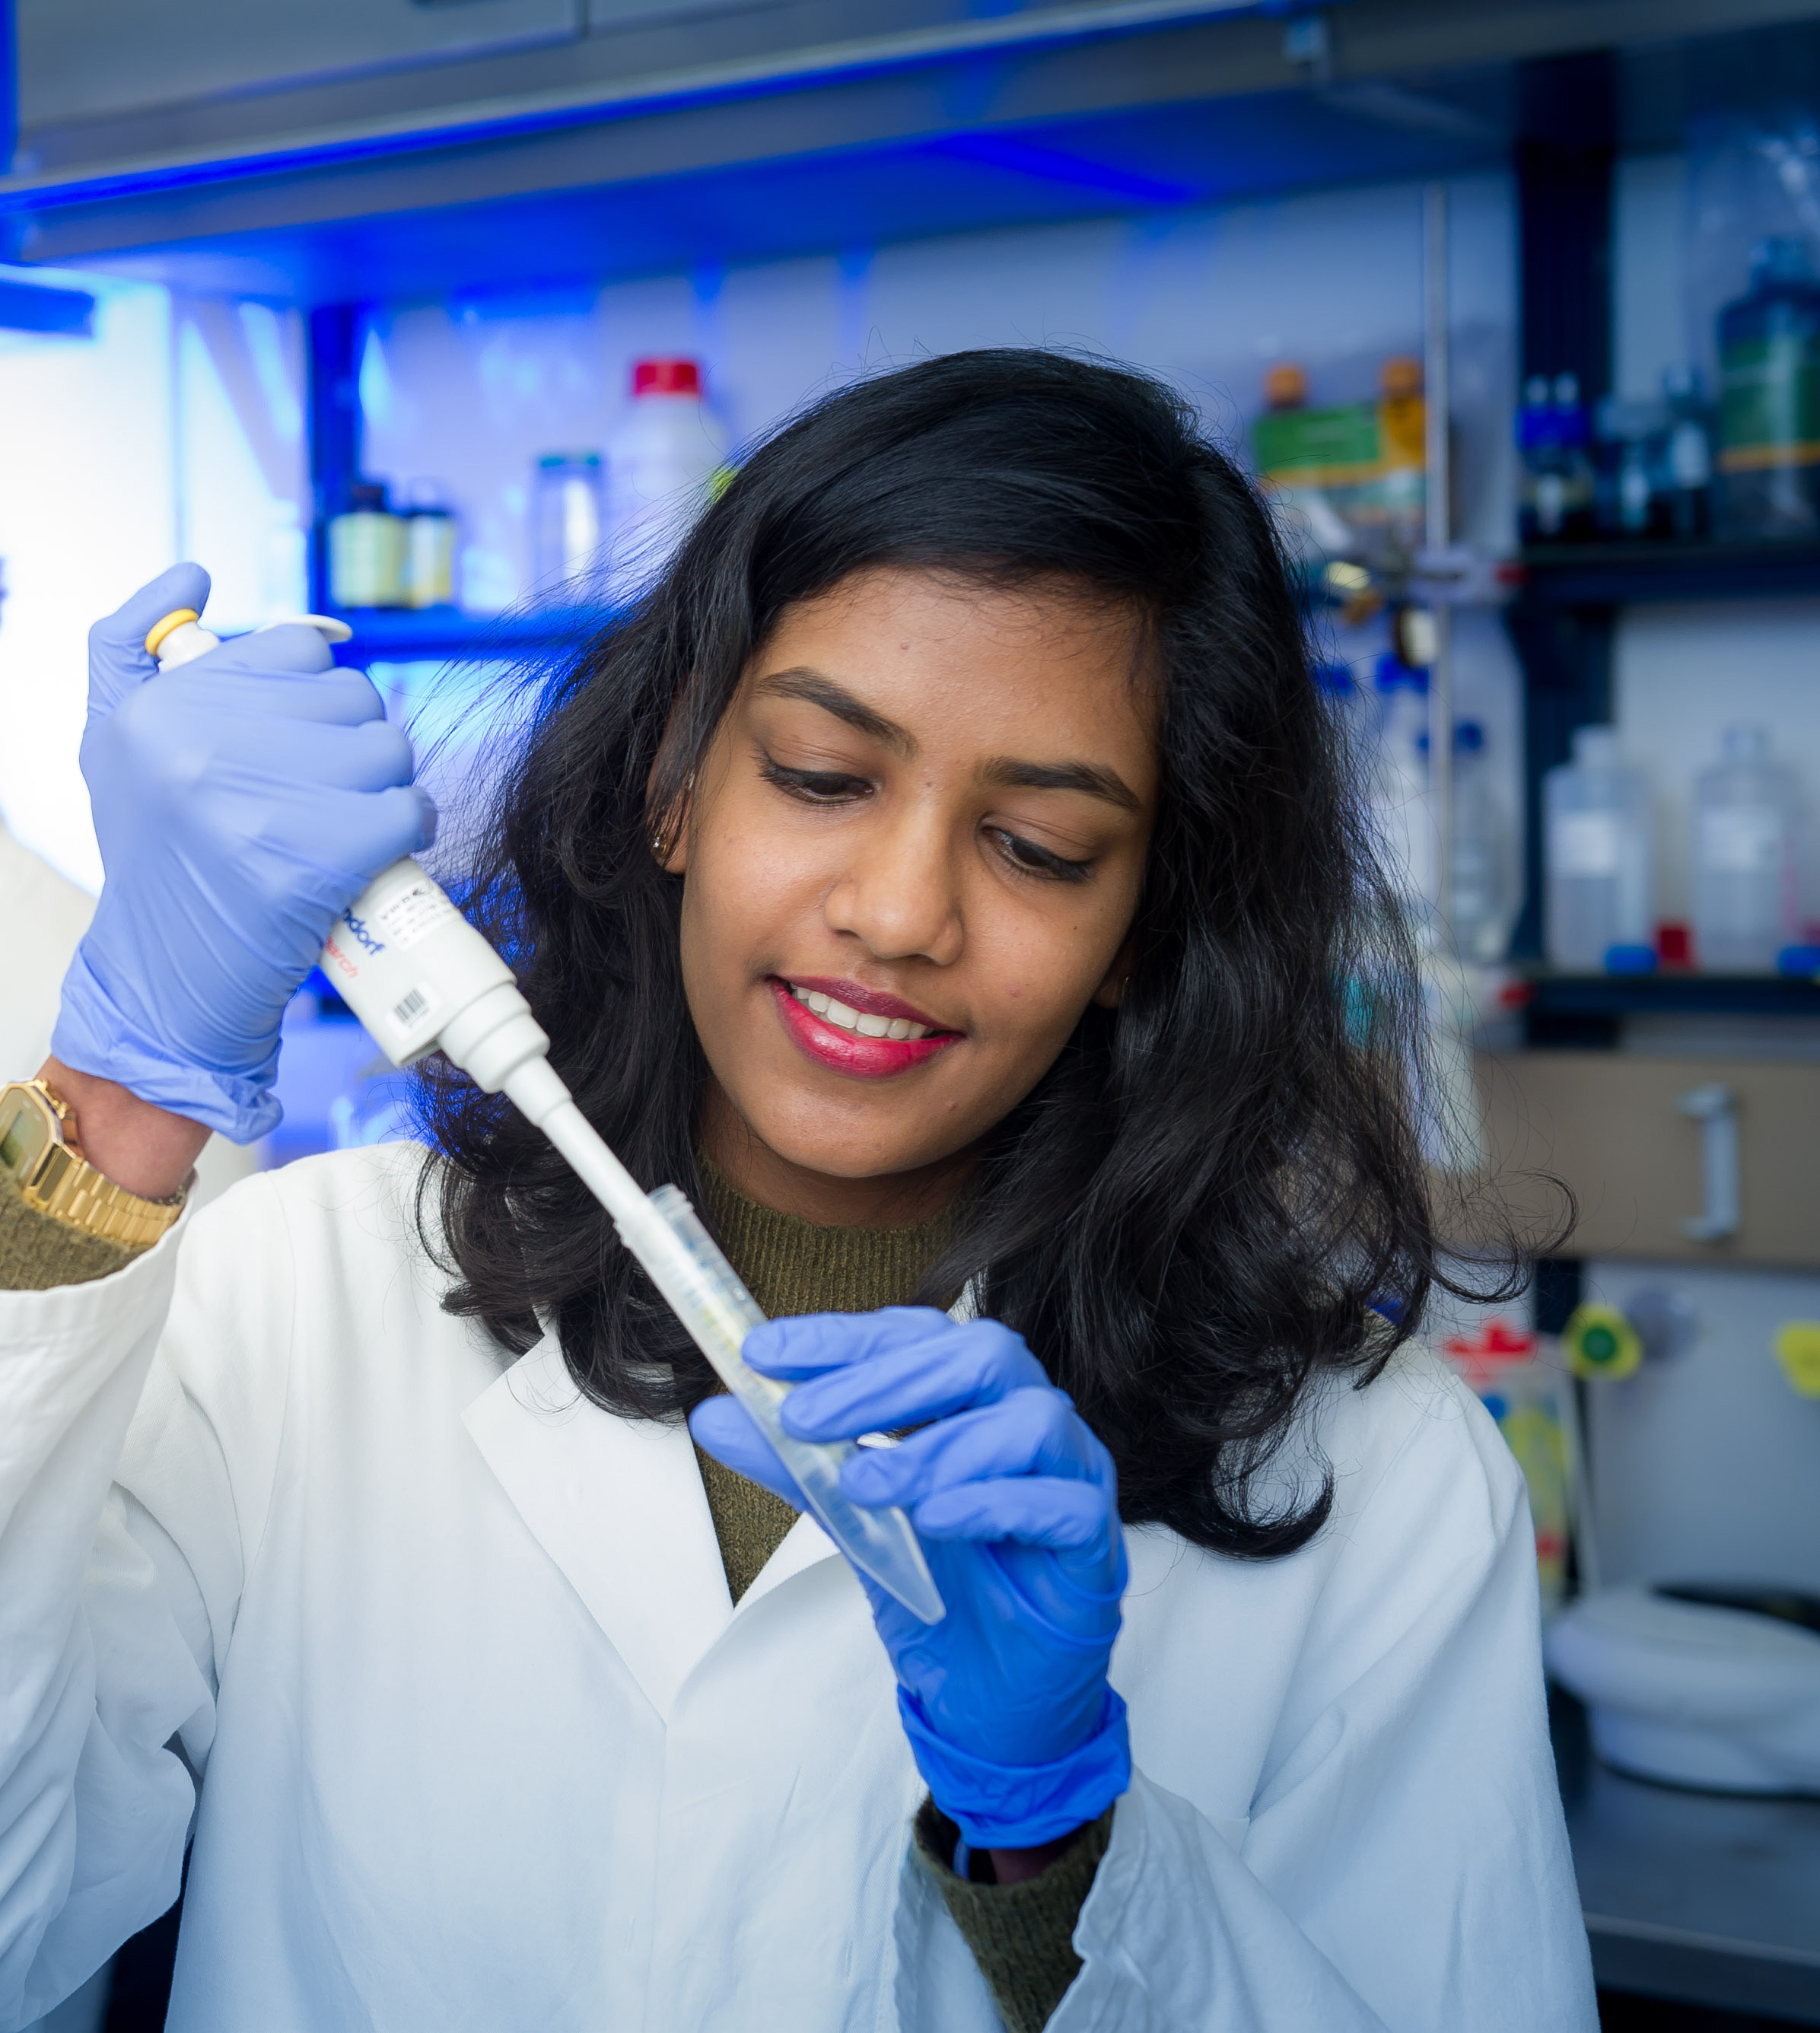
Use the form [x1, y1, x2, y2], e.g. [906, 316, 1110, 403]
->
[788, 984, 930, 1041]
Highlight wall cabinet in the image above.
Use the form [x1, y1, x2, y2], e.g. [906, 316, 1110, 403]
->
[1479, 1051, 1820, 1270]
[17, 0, 581, 130]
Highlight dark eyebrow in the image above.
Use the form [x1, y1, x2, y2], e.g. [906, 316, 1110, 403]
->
[982, 757, 1143, 813]
[752, 668, 915, 756]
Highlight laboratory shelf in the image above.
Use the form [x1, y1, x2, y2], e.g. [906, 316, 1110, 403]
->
[0, 93, 1497, 307]
[1519, 542, 1820, 609]
[0, 0, 1556, 303]
[1522, 974, 1820, 1022]
[332, 605, 608, 667]
[1554, 1694, 1820, 2024]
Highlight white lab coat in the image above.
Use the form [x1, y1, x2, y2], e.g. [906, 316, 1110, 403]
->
[0, 1144, 1596, 2032]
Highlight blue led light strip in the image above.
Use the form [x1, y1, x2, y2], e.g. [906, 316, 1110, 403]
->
[0, 0, 1295, 214]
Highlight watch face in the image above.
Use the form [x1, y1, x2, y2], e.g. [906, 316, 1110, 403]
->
[0, 1089, 52, 1175]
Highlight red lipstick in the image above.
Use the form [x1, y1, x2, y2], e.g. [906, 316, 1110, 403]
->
[768, 978, 961, 1080]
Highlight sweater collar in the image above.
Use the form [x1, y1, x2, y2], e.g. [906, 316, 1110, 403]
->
[695, 1153, 962, 1322]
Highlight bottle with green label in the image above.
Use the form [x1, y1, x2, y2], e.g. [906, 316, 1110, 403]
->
[1716, 236, 1820, 539]
[1250, 358, 1426, 571]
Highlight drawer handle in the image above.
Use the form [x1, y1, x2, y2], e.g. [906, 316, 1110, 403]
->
[1678, 1083, 1739, 1243]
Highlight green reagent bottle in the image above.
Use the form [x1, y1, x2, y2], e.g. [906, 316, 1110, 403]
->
[1716, 236, 1820, 540]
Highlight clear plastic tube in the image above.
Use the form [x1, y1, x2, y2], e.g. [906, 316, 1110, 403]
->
[511, 1060, 943, 1624]
[645, 1187, 946, 1624]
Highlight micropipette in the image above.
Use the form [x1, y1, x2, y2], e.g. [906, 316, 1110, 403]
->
[148, 607, 947, 1625]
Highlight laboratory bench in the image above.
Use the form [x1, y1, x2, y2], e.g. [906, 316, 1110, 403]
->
[1554, 1691, 1820, 2027]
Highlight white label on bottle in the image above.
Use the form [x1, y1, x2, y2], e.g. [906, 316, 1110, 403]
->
[1698, 807, 1783, 875]
[1552, 811, 1623, 877]
[373, 879, 460, 952]
[1669, 419, 1710, 490]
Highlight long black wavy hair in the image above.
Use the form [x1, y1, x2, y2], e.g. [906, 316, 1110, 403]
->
[418, 348, 1529, 1560]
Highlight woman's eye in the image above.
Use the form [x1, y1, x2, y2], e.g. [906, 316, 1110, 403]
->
[991, 828, 1093, 883]
[760, 759, 873, 803]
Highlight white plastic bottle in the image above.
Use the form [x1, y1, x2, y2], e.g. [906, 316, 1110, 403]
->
[1691, 724, 1801, 972]
[1544, 727, 1653, 972]
[1367, 654, 1439, 928]
[605, 358, 730, 597]
[1449, 721, 1515, 962]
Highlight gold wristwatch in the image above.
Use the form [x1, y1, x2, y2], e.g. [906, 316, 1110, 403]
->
[0, 1079, 186, 1249]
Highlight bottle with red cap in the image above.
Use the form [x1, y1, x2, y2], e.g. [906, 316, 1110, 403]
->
[605, 357, 730, 596]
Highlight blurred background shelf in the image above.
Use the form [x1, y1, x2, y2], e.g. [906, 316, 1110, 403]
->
[1519, 542, 1820, 608]
[1523, 972, 1820, 1020]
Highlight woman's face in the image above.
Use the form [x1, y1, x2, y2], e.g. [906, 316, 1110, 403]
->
[670, 566, 1159, 1221]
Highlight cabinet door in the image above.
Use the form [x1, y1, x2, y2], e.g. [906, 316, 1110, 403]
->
[19, 0, 581, 129]
[1478, 1051, 1820, 1268]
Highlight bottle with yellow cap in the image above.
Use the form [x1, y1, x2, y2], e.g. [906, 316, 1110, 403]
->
[1564, 1303, 1643, 1383]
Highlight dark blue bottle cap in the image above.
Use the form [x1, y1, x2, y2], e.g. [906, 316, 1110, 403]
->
[1603, 943, 1658, 975]
[1373, 652, 1427, 693]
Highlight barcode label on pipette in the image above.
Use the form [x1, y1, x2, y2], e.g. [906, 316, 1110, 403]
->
[392, 985, 436, 1031]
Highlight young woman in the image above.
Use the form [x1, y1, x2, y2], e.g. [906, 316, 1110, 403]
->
[0, 352, 1594, 2032]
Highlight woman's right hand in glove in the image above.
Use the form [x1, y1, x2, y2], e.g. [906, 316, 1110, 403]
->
[49, 563, 434, 1166]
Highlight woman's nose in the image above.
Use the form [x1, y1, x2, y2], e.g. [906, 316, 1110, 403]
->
[822, 800, 964, 967]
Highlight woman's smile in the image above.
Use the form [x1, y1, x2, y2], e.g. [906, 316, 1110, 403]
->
[769, 975, 963, 1078]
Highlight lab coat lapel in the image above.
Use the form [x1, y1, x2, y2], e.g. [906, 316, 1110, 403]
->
[462, 1336, 732, 1721]
[737, 1507, 840, 1614]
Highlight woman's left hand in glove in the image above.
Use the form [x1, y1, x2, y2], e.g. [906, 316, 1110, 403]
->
[689, 1306, 1130, 1853]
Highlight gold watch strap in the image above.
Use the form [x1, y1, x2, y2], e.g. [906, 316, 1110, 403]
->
[0, 1080, 186, 1251]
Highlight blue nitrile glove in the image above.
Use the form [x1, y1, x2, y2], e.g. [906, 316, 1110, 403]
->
[52, 563, 434, 1141]
[689, 1307, 1131, 1850]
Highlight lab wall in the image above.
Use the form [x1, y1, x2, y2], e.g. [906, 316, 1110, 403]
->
[4, 151, 1815, 931]
[0, 281, 309, 892]
[353, 169, 1526, 897]
[1582, 1258, 1820, 1597]
[3, 149, 1816, 1039]
[358, 168, 1519, 609]
[0, 274, 175, 892]
[0, 167, 1520, 899]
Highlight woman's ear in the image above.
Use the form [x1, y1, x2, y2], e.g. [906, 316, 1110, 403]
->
[650, 798, 690, 874]
[1092, 931, 1138, 1009]
[644, 712, 693, 873]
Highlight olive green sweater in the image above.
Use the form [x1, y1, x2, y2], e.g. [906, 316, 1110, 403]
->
[2, 1154, 1104, 2033]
